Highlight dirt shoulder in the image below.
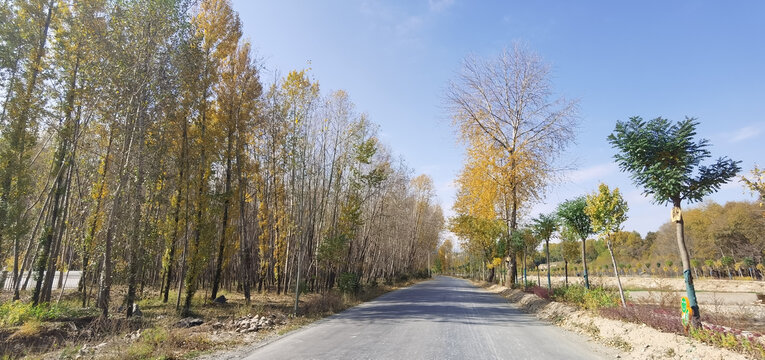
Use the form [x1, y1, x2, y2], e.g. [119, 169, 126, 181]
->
[479, 282, 751, 360]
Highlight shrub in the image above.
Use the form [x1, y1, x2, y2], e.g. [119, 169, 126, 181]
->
[528, 286, 551, 300]
[599, 304, 684, 334]
[0, 301, 72, 327]
[303, 292, 345, 315]
[552, 285, 621, 310]
[338, 272, 360, 295]
[8, 320, 44, 340]
[690, 326, 765, 359]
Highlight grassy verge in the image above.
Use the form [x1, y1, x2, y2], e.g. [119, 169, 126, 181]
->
[0, 276, 427, 359]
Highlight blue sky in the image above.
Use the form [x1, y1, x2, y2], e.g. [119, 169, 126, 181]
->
[233, 0, 764, 240]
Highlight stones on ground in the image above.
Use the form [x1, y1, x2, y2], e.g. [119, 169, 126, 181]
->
[229, 313, 286, 333]
[176, 317, 204, 328]
[125, 329, 142, 340]
[74, 343, 107, 359]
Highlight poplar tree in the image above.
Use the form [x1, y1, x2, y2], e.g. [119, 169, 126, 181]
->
[446, 43, 578, 286]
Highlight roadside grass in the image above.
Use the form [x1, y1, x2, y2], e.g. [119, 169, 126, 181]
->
[0, 276, 428, 359]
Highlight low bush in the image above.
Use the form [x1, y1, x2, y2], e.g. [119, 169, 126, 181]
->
[691, 325, 765, 359]
[303, 292, 345, 315]
[527, 286, 551, 300]
[338, 272, 360, 295]
[599, 304, 684, 334]
[552, 285, 621, 310]
[0, 301, 74, 327]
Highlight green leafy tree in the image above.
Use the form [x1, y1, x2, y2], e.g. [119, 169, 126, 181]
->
[557, 196, 593, 289]
[584, 183, 628, 307]
[532, 213, 557, 290]
[608, 116, 741, 326]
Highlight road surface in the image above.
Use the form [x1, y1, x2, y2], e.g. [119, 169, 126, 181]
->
[244, 276, 608, 359]
[2, 270, 81, 290]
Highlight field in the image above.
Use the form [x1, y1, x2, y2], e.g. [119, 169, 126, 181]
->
[552, 274, 765, 331]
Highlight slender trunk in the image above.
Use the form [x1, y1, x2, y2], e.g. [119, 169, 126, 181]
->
[0, 0, 57, 264]
[545, 238, 551, 290]
[99, 112, 137, 317]
[564, 260, 568, 287]
[183, 62, 210, 316]
[164, 118, 187, 303]
[580, 237, 589, 289]
[211, 128, 234, 300]
[293, 245, 302, 315]
[32, 163, 67, 305]
[522, 249, 527, 288]
[82, 128, 114, 307]
[236, 133, 251, 306]
[607, 238, 626, 307]
[126, 115, 146, 317]
[672, 202, 700, 327]
[14, 193, 49, 300]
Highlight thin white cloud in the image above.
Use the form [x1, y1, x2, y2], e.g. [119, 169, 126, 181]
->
[428, 0, 455, 12]
[359, 0, 451, 45]
[565, 162, 618, 184]
[395, 15, 424, 38]
[728, 125, 761, 143]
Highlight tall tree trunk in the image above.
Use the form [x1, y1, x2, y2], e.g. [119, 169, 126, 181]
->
[163, 118, 187, 303]
[0, 0, 56, 266]
[126, 113, 146, 317]
[81, 127, 114, 307]
[211, 128, 234, 300]
[32, 155, 68, 305]
[98, 110, 138, 317]
[183, 77, 209, 317]
[14, 191, 50, 300]
[236, 130, 251, 305]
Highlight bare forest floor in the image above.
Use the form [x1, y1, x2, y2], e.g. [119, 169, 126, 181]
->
[476, 277, 765, 359]
[0, 278, 424, 359]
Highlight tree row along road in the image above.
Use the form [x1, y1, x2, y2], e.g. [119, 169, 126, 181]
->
[244, 276, 607, 359]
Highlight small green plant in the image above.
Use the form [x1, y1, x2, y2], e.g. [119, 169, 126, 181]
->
[0, 300, 74, 326]
[551, 285, 621, 310]
[689, 326, 765, 359]
[605, 336, 633, 352]
[338, 272, 360, 295]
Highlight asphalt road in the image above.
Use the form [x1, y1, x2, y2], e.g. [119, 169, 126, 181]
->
[2, 270, 81, 290]
[243, 276, 607, 360]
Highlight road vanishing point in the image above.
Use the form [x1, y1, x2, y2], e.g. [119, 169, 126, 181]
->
[244, 276, 609, 359]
